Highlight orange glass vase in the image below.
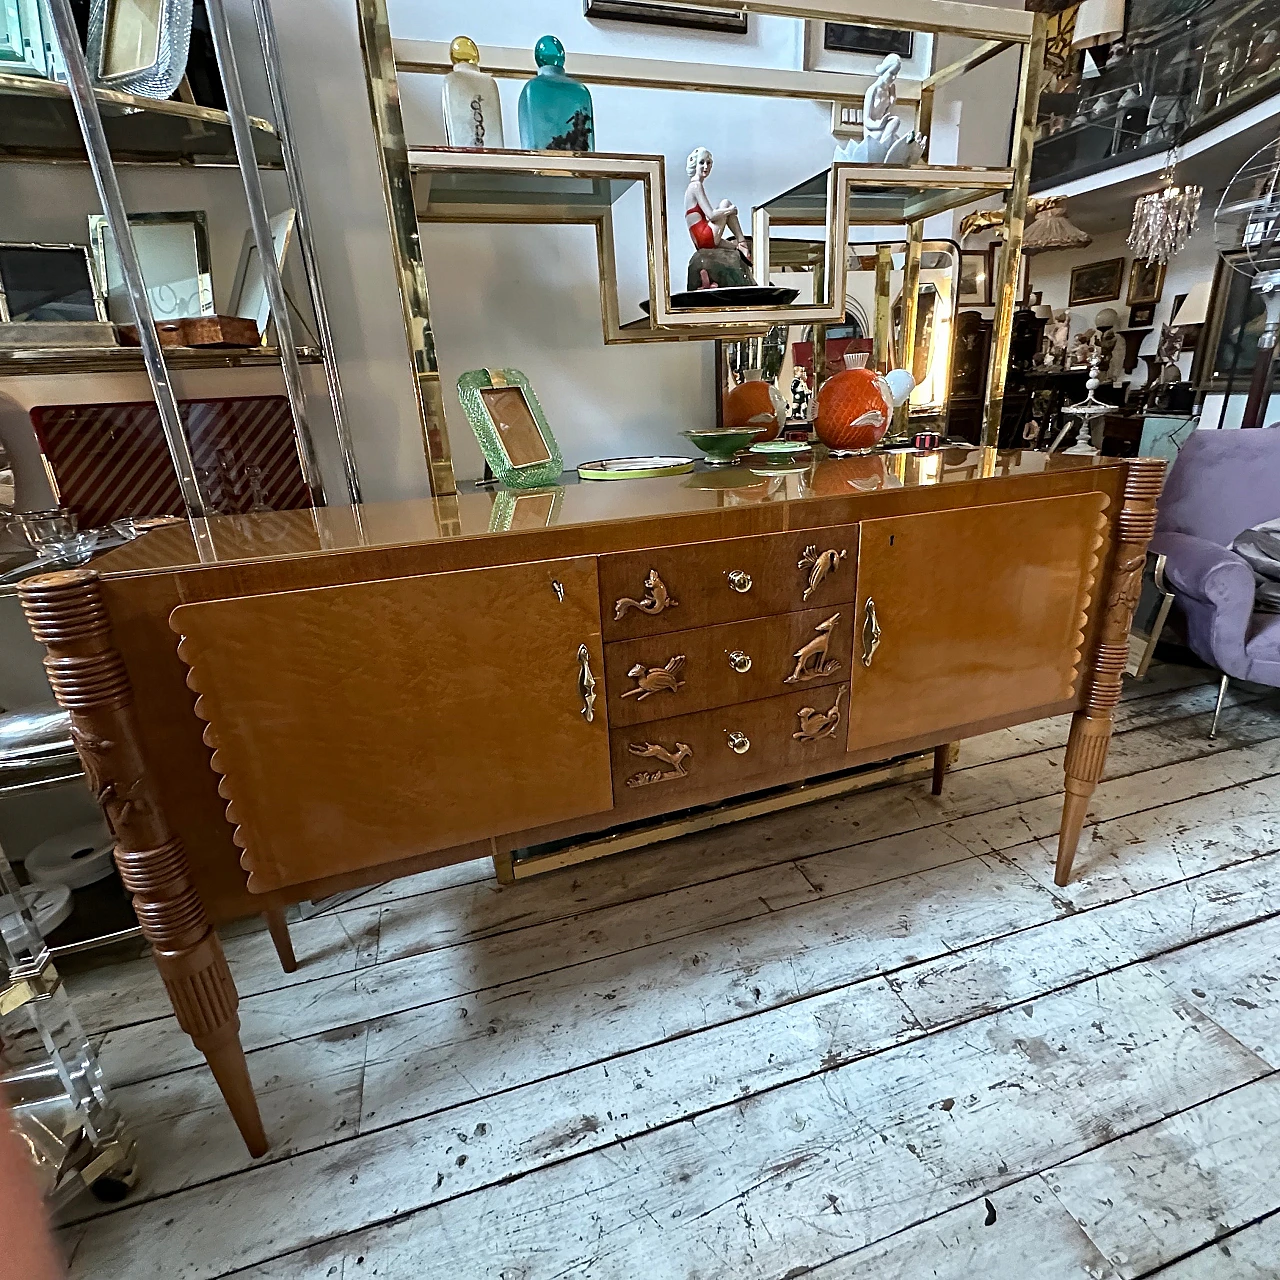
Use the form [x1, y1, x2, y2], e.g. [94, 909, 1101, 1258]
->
[723, 372, 784, 441]
[814, 353, 893, 452]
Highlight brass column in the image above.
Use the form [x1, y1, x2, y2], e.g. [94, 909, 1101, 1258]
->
[982, 14, 1047, 448]
[895, 223, 924, 433]
[356, 0, 458, 497]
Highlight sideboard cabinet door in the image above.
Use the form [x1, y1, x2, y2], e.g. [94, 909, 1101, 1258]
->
[848, 493, 1107, 754]
[170, 557, 612, 892]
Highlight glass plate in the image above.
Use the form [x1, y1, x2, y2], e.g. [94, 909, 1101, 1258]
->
[577, 455, 695, 480]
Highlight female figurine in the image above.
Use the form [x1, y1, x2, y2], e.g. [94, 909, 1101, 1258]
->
[685, 148, 750, 262]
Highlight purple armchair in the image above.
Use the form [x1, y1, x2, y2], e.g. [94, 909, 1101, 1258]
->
[1149, 427, 1280, 736]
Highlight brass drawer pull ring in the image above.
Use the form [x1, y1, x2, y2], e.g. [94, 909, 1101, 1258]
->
[726, 570, 753, 593]
[727, 650, 752, 673]
[725, 730, 751, 755]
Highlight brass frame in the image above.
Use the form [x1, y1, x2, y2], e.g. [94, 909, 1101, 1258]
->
[356, 0, 1045, 493]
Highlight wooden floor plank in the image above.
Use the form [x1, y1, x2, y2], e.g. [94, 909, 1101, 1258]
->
[1149, 916, 1280, 1068]
[174, 968, 1263, 1280]
[1046, 1074, 1280, 1279]
[804, 1176, 1118, 1278]
[1147, 1212, 1280, 1278]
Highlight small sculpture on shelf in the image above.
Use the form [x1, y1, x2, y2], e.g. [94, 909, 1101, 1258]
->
[1093, 307, 1127, 385]
[684, 147, 753, 291]
[833, 54, 926, 166]
[518, 36, 594, 151]
[442, 36, 505, 149]
[790, 367, 813, 422]
[1044, 309, 1070, 368]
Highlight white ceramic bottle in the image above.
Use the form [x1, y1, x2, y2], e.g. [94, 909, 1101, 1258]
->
[442, 36, 504, 149]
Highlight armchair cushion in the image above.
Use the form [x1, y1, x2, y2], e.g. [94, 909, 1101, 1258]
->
[1149, 530, 1258, 680]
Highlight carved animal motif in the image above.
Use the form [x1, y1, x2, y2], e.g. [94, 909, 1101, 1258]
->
[70, 723, 149, 831]
[1107, 552, 1146, 615]
[798, 545, 848, 602]
[614, 570, 678, 621]
[622, 654, 687, 701]
[793, 688, 846, 742]
[784, 614, 842, 684]
[626, 740, 693, 787]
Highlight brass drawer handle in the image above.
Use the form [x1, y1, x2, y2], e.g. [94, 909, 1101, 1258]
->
[725, 730, 751, 755]
[727, 649, 752, 674]
[726, 570, 753, 593]
[577, 643, 597, 722]
[798, 545, 848, 601]
[862, 597, 882, 668]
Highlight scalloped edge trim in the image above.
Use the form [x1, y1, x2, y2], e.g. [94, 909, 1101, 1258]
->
[1063, 492, 1110, 703]
[171, 622, 268, 894]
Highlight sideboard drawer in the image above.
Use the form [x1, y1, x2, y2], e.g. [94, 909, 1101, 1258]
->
[610, 685, 850, 821]
[604, 605, 853, 727]
[600, 527, 858, 640]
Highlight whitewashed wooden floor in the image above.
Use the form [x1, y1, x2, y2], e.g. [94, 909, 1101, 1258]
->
[54, 662, 1280, 1279]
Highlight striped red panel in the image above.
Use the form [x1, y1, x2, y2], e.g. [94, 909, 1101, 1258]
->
[29, 396, 310, 527]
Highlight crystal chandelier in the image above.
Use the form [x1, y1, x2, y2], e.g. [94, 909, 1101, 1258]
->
[1128, 175, 1203, 265]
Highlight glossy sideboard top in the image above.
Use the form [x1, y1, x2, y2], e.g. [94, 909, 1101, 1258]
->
[89, 448, 1129, 578]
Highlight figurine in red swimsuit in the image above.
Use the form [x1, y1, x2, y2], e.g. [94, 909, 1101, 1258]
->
[684, 147, 751, 262]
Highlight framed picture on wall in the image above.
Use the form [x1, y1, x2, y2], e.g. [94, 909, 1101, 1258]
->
[1069, 257, 1124, 307]
[583, 0, 748, 34]
[1128, 302, 1156, 328]
[1127, 257, 1166, 305]
[959, 250, 991, 305]
[823, 23, 913, 56]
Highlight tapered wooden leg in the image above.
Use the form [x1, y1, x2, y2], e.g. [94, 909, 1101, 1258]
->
[264, 907, 297, 973]
[20, 570, 268, 1158]
[931, 744, 949, 796]
[1057, 459, 1165, 886]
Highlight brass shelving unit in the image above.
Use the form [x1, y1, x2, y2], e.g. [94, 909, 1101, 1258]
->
[357, 0, 1047, 497]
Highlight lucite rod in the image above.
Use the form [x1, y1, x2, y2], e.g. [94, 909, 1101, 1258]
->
[249, 0, 361, 503]
[43, 0, 207, 519]
[205, 0, 326, 507]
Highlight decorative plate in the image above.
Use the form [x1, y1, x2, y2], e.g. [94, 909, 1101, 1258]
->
[577, 456, 695, 481]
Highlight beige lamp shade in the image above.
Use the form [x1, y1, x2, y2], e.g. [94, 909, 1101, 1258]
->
[1022, 197, 1093, 253]
[1072, 0, 1126, 49]
[1172, 280, 1212, 327]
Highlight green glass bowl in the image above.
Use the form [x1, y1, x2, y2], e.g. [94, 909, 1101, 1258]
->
[681, 428, 761, 465]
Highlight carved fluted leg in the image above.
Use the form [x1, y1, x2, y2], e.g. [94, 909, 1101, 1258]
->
[19, 570, 267, 1157]
[264, 908, 297, 973]
[1056, 459, 1166, 886]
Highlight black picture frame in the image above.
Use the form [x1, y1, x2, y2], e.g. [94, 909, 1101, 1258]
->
[583, 0, 748, 34]
[1069, 257, 1125, 307]
[0, 242, 105, 323]
[823, 23, 914, 57]
[1128, 302, 1156, 328]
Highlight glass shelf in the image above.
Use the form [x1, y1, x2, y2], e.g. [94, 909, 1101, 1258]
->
[0, 73, 282, 167]
[761, 164, 1016, 226]
[0, 345, 323, 377]
[408, 147, 651, 220]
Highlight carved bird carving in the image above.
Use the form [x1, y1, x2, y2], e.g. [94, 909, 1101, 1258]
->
[798, 545, 847, 601]
[622, 654, 686, 701]
[793, 688, 846, 742]
[614, 570, 678, 620]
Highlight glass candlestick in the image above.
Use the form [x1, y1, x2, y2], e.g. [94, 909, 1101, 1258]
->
[518, 35, 594, 152]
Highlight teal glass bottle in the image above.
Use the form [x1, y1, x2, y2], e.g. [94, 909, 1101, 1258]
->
[517, 35, 594, 151]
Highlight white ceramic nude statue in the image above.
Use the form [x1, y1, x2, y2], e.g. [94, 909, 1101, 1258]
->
[684, 147, 750, 261]
[834, 54, 926, 166]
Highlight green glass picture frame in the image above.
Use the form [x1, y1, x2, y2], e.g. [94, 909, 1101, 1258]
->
[457, 367, 564, 490]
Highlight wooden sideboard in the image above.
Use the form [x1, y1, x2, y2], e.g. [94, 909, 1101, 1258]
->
[18, 448, 1164, 1157]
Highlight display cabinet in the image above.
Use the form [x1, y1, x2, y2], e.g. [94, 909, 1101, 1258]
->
[357, 0, 1048, 496]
